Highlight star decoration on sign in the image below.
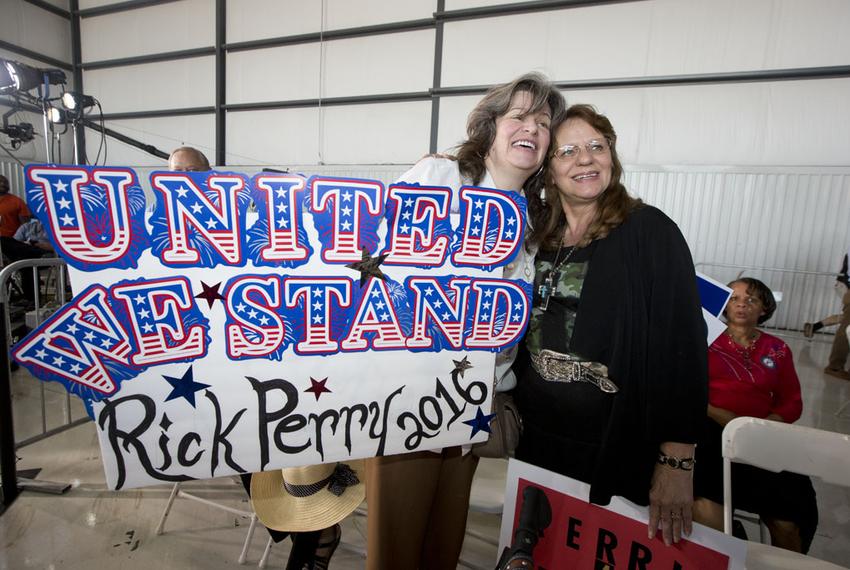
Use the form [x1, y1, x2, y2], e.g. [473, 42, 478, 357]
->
[195, 281, 225, 309]
[162, 365, 211, 408]
[305, 377, 332, 401]
[452, 356, 473, 378]
[464, 407, 496, 438]
[346, 248, 388, 288]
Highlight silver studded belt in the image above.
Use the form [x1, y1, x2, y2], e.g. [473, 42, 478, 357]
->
[529, 349, 619, 393]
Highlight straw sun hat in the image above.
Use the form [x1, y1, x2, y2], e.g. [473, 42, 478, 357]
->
[250, 460, 366, 532]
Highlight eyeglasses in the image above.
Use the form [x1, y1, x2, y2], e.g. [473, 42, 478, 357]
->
[552, 139, 610, 161]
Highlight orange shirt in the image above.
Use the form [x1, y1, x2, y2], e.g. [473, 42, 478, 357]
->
[0, 193, 31, 237]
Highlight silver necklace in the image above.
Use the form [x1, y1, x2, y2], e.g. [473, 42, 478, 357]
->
[537, 227, 580, 311]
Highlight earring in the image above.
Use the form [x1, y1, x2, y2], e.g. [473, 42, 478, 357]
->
[532, 164, 545, 178]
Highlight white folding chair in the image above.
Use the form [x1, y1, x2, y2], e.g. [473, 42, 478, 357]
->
[155, 480, 259, 565]
[467, 457, 508, 540]
[722, 417, 850, 568]
[457, 457, 508, 570]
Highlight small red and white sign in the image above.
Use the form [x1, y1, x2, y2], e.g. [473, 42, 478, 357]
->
[499, 460, 747, 569]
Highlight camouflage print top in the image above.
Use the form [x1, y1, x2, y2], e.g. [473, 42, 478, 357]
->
[526, 246, 592, 357]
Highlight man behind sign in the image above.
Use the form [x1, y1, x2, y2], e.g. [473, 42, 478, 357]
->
[166, 146, 344, 569]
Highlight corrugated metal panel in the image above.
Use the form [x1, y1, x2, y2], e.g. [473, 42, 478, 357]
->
[625, 167, 850, 330]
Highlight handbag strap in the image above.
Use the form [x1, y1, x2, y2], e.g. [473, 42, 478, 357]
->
[493, 391, 509, 455]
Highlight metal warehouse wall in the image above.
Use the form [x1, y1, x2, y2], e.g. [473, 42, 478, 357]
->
[626, 166, 850, 330]
[2, 0, 850, 332]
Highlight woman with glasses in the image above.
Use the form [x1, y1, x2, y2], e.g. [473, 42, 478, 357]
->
[515, 103, 707, 546]
[365, 72, 566, 570]
[692, 277, 818, 552]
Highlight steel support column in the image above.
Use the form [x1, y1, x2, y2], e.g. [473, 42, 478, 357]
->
[215, 0, 226, 166]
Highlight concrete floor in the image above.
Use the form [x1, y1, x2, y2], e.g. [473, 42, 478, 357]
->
[1, 332, 849, 569]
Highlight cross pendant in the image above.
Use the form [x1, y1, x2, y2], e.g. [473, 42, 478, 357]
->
[538, 271, 554, 311]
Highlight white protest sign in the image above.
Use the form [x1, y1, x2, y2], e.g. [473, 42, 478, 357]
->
[14, 165, 531, 489]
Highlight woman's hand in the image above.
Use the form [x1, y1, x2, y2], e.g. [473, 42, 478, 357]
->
[647, 442, 695, 546]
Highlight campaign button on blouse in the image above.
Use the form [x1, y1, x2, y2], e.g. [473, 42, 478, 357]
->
[761, 355, 775, 369]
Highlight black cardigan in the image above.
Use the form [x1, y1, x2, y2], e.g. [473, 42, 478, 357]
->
[533, 205, 709, 505]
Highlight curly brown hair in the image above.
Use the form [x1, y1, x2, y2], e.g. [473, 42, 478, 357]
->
[528, 104, 642, 250]
[455, 72, 567, 186]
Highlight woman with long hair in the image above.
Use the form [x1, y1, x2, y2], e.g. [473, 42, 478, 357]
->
[516, 104, 707, 546]
[365, 72, 566, 570]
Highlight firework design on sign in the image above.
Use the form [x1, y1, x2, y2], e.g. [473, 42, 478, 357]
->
[26, 166, 149, 271]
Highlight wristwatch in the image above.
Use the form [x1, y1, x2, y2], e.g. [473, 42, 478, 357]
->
[657, 452, 695, 471]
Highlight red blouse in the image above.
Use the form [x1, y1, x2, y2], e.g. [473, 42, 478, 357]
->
[708, 331, 803, 422]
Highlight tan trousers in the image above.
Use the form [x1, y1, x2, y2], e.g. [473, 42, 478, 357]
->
[365, 447, 479, 570]
[828, 290, 850, 370]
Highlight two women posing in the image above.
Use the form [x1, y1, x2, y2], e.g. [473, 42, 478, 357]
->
[366, 72, 708, 568]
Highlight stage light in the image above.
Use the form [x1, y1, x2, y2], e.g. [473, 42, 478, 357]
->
[0, 62, 14, 92]
[0, 59, 66, 93]
[61, 91, 96, 112]
[3, 60, 43, 92]
[48, 107, 67, 124]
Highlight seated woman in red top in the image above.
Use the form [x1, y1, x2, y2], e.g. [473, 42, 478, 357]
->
[693, 277, 818, 552]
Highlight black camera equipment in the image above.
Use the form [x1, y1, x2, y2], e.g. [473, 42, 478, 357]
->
[0, 122, 34, 148]
[1, 108, 35, 149]
[496, 485, 553, 570]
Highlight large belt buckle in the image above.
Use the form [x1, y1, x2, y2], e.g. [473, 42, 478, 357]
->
[535, 349, 582, 382]
[534, 349, 619, 393]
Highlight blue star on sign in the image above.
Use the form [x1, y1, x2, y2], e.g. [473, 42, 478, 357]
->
[463, 407, 496, 438]
[162, 365, 211, 408]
